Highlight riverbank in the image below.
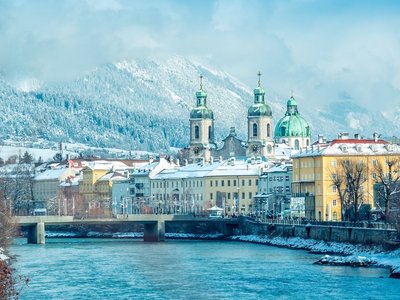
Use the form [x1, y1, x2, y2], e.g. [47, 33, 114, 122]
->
[230, 235, 400, 278]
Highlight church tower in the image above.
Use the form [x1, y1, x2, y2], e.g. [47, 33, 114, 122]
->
[189, 75, 215, 162]
[246, 72, 274, 158]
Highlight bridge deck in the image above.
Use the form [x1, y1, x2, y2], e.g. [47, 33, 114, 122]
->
[14, 215, 239, 226]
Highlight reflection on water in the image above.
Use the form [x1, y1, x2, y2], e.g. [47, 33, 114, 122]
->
[11, 239, 399, 300]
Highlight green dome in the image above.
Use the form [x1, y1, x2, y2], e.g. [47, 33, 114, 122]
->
[275, 97, 310, 137]
[190, 107, 214, 119]
[274, 114, 310, 137]
[248, 103, 272, 117]
[195, 90, 207, 99]
[287, 97, 297, 107]
[253, 86, 265, 95]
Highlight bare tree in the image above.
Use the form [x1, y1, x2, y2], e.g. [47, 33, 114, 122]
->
[373, 157, 400, 223]
[0, 201, 18, 299]
[0, 164, 35, 216]
[331, 159, 367, 221]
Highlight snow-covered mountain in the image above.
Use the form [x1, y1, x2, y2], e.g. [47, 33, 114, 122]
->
[0, 56, 398, 153]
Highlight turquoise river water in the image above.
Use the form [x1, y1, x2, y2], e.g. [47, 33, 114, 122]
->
[11, 238, 400, 300]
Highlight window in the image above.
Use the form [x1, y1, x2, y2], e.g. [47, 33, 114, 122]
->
[332, 199, 337, 206]
[228, 193, 231, 199]
[331, 160, 337, 167]
[332, 173, 337, 180]
[249, 192, 252, 199]
[194, 125, 199, 139]
[210, 193, 213, 200]
[267, 123, 271, 137]
[286, 186, 290, 192]
[372, 159, 377, 166]
[256, 179, 259, 186]
[233, 180, 237, 186]
[210, 181, 213, 187]
[242, 179, 245, 186]
[294, 139, 300, 150]
[228, 180, 231, 186]
[285, 176, 289, 181]
[372, 172, 377, 180]
[222, 180, 225, 187]
[333, 211, 338, 221]
[242, 192, 245, 199]
[215, 180, 218, 187]
[248, 179, 252, 186]
[332, 186, 337, 193]
[208, 125, 212, 140]
[253, 123, 258, 137]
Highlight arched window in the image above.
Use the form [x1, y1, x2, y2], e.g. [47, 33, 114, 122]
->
[208, 125, 212, 140]
[267, 124, 271, 137]
[194, 125, 199, 139]
[294, 139, 300, 150]
[252, 123, 258, 137]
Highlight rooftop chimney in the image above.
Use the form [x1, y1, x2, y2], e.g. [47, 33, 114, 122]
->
[354, 133, 361, 140]
[373, 132, 380, 142]
[318, 134, 324, 144]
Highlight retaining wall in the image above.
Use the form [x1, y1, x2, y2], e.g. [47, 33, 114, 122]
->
[241, 220, 398, 245]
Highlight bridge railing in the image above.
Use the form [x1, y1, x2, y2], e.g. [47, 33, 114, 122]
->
[256, 217, 397, 230]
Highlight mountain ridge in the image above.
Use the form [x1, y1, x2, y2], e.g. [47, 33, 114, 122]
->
[0, 56, 397, 152]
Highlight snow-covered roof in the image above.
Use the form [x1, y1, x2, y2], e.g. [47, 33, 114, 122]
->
[261, 164, 292, 175]
[292, 139, 400, 158]
[34, 167, 73, 181]
[206, 159, 262, 177]
[60, 176, 80, 187]
[153, 162, 220, 180]
[98, 172, 127, 182]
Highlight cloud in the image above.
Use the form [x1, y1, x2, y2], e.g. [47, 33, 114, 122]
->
[0, 0, 399, 113]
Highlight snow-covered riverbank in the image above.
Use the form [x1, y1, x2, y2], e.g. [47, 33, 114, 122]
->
[0, 247, 8, 261]
[230, 235, 400, 278]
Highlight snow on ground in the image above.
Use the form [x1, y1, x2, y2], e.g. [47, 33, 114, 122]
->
[165, 233, 224, 239]
[230, 235, 400, 273]
[0, 247, 9, 261]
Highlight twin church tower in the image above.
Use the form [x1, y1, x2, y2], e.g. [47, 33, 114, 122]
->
[187, 73, 311, 162]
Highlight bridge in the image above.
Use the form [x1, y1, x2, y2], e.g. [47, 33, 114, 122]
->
[13, 215, 240, 244]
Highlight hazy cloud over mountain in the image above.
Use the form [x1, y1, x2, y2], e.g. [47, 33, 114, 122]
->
[1, 0, 399, 113]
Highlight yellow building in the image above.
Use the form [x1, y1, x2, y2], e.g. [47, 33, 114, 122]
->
[205, 158, 262, 215]
[292, 133, 400, 221]
[79, 161, 133, 216]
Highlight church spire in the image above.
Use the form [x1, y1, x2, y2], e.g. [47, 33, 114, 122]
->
[253, 71, 265, 104]
[257, 71, 262, 87]
[195, 74, 207, 107]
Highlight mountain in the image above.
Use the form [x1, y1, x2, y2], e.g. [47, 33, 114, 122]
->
[0, 56, 398, 154]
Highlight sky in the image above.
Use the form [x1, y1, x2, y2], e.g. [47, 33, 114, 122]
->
[0, 0, 400, 111]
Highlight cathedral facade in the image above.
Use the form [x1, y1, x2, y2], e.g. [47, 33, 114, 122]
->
[186, 74, 311, 163]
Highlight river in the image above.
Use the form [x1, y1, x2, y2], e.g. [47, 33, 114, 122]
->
[11, 238, 400, 300]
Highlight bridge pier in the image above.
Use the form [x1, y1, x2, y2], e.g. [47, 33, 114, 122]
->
[27, 222, 46, 244]
[144, 221, 165, 242]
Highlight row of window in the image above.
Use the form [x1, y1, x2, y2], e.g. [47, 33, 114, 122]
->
[252, 123, 271, 137]
[210, 179, 258, 187]
[154, 193, 204, 201]
[152, 180, 203, 189]
[210, 192, 253, 200]
[266, 175, 290, 182]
